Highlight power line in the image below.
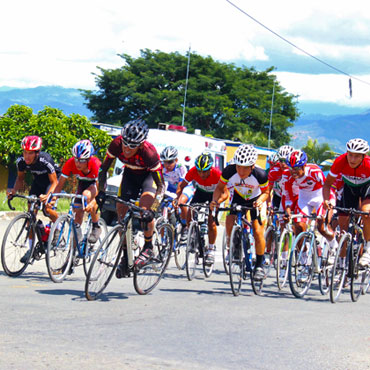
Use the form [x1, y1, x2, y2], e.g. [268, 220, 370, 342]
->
[226, 0, 370, 87]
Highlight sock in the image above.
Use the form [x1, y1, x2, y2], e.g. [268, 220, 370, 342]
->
[208, 244, 215, 251]
[144, 235, 153, 249]
[329, 238, 338, 250]
[92, 222, 99, 228]
[256, 254, 264, 267]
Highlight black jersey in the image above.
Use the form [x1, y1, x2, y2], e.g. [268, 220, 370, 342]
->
[16, 152, 61, 186]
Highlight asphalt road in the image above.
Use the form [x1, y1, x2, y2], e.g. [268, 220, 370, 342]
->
[0, 216, 369, 370]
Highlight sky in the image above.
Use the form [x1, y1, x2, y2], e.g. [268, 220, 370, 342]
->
[2, 0, 370, 111]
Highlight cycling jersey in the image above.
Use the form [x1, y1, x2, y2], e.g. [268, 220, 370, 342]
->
[329, 153, 370, 187]
[163, 163, 186, 194]
[268, 163, 284, 197]
[16, 152, 61, 195]
[61, 156, 101, 183]
[220, 164, 268, 201]
[184, 166, 221, 193]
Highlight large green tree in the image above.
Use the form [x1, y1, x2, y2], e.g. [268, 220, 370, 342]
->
[82, 49, 298, 146]
[0, 104, 111, 167]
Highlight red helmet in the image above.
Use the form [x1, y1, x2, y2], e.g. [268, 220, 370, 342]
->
[21, 136, 42, 151]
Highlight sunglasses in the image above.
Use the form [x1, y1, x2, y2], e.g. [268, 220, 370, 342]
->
[279, 159, 286, 163]
[289, 166, 304, 172]
[163, 160, 175, 165]
[122, 139, 140, 149]
[74, 158, 89, 164]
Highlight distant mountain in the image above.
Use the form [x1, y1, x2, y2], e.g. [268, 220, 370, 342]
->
[0, 86, 93, 117]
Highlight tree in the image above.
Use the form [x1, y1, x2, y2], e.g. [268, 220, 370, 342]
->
[0, 104, 111, 168]
[82, 49, 299, 147]
[301, 138, 335, 166]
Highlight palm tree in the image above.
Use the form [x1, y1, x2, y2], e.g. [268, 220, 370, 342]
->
[301, 138, 335, 166]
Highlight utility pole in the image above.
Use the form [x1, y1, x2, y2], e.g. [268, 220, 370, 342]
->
[181, 45, 191, 127]
[268, 80, 276, 148]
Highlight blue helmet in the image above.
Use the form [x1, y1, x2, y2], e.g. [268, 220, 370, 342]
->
[72, 140, 94, 159]
[287, 150, 307, 168]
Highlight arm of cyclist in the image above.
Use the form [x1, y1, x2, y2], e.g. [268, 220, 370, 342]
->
[50, 176, 68, 204]
[253, 186, 269, 209]
[322, 173, 336, 210]
[150, 168, 165, 211]
[39, 171, 59, 203]
[210, 180, 228, 211]
[98, 155, 115, 192]
[7, 171, 25, 198]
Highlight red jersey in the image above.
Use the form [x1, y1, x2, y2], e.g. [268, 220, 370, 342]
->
[106, 137, 161, 174]
[184, 166, 221, 193]
[268, 163, 284, 196]
[61, 156, 101, 182]
[329, 153, 370, 187]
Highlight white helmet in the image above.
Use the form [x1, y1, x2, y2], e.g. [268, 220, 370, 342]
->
[160, 146, 178, 161]
[233, 144, 258, 166]
[346, 138, 369, 154]
[278, 145, 294, 160]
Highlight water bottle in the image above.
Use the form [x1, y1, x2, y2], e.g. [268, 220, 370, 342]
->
[42, 223, 51, 242]
[200, 222, 208, 235]
[36, 220, 46, 240]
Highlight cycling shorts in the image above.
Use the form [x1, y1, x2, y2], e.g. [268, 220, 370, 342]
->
[229, 192, 262, 221]
[29, 181, 49, 197]
[119, 169, 156, 202]
[191, 189, 212, 205]
[339, 182, 370, 215]
[296, 189, 325, 221]
[75, 180, 97, 205]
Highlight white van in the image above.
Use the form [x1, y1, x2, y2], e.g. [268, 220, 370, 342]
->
[101, 126, 227, 224]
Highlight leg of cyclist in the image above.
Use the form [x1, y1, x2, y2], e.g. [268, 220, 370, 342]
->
[359, 196, 370, 267]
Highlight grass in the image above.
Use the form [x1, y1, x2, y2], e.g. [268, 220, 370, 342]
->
[0, 192, 71, 212]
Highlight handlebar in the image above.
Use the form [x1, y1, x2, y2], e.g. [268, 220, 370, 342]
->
[212, 204, 262, 226]
[49, 193, 88, 209]
[7, 194, 40, 211]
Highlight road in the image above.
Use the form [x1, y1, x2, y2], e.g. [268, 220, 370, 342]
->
[0, 216, 369, 370]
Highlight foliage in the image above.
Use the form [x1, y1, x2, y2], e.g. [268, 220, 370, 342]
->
[0, 105, 111, 167]
[301, 138, 335, 166]
[82, 49, 299, 147]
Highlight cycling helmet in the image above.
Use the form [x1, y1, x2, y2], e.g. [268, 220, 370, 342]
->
[21, 136, 42, 151]
[278, 145, 294, 160]
[268, 152, 279, 165]
[121, 119, 149, 147]
[346, 138, 369, 154]
[287, 150, 307, 168]
[72, 139, 94, 159]
[233, 144, 258, 166]
[195, 152, 214, 171]
[160, 146, 178, 162]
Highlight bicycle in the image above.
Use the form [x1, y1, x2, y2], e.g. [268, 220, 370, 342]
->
[329, 207, 369, 303]
[45, 193, 108, 283]
[180, 202, 214, 281]
[288, 212, 331, 299]
[85, 194, 173, 300]
[215, 204, 261, 296]
[156, 196, 186, 270]
[1, 194, 52, 277]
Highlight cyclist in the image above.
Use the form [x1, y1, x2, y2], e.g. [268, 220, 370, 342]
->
[52, 140, 102, 244]
[211, 144, 269, 281]
[7, 136, 61, 262]
[323, 138, 370, 268]
[160, 146, 194, 242]
[176, 152, 222, 265]
[284, 150, 337, 264]
[97, 119, 165, 277]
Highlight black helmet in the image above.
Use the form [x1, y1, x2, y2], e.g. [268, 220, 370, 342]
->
[195, 152, 214, 171]
[121, 119, 149, 148]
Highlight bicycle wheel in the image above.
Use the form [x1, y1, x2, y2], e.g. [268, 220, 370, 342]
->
[174, 223, 186, 270]
[133, 223, 173, 295]
[350, 242, 366, 302]
[288, 232, 314, 298]
[185, 222, 200, 281]
[202, 233, 214, 278]
[229, 225, 243, 296]
[83, 218, 108, 276]
[1, 214, 35, 277]
[221, 227, 230, 275]
[46, 215, 74, 283]
[276, 229, 290, 290]
[318, 238, 331, 295]
[85, 225, 123, 301]
[264, 226, 277, 277]
[330, 233, 349, 303]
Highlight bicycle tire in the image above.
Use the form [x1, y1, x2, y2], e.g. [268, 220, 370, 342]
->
[229, 225, 243, 296]
[318, 238, 330, 296]
[350, 242, 366, 302]
[276, 229, 290, 290]
[264, 226, 277, 277]
[288, 232, 314, 298]
[221, 228, 230, 275]
[1, 214, 35, 277]
[133, 222, 173, 295]
[85, 225, 123, 301]
[330, 233, 349, 303]
[185, 222, 200, 281]
[83, 218, 108, 276]
[174, 223, 186, 270]
[46, 215, 74, 283]
[202, 232, 214, 278]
